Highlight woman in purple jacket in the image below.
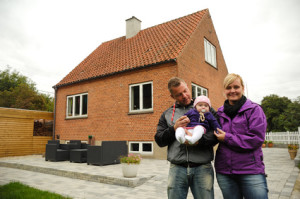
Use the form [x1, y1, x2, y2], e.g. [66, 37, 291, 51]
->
[214, 73, 268, 199]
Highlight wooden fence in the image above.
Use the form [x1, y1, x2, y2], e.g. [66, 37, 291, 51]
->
[265, 127, 300, 145]
[0, 107, 53, 157]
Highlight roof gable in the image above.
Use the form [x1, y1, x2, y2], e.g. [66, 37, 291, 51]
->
[56, 9, 207, 88]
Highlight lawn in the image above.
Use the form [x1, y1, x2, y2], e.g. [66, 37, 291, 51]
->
[0, 182, 71, 199]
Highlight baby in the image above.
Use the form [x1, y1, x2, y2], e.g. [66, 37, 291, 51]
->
[176, 95, 221, 144]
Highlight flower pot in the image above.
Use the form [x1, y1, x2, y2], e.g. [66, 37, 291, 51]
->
[122, 163, 139, 178]
[268, 143, 273, 148]
[288, 149, 298, 160]
[262, 144, 266, 148]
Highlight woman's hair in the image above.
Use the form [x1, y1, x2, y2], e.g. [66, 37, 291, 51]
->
[168, 77, 186, 93]
[223, 73, 244, 89]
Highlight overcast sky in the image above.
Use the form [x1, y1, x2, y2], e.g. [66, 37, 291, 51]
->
[1, 0, 300, 104]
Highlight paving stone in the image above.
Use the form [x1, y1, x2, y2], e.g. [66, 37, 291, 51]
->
[0, 148, 299, 199]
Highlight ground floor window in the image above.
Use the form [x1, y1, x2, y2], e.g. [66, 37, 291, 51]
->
[129, 141, 153, 155]
[191, 83, 208, 98]
[129, 81, 153, 113]
[66, 93, 88, 118]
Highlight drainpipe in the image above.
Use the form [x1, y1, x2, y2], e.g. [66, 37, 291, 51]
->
[53, 87, 57, 140]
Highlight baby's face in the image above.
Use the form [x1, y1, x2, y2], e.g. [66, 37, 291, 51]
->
[195, 102, 210, 113]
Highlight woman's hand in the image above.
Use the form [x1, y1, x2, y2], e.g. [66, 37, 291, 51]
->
[214, 128, 226, 142]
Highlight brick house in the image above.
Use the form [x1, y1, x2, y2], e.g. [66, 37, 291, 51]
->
[53, 9, 228, 159]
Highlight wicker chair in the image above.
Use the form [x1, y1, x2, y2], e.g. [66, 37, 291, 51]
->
[87, 141, 128, 165]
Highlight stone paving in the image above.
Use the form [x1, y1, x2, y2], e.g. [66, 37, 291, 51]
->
[0, 148, 299, 199]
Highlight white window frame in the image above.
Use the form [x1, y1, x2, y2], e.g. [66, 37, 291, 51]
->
[66, 93, 88, 119]
[191, 83, 208, 99]
[204, 38, 217, 68]
[128, 141, 153, 155]
[129, 81, 153, 113]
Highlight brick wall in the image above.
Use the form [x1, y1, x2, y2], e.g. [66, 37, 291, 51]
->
[177, 10, 228, 109]
[55, 62, 177, 142]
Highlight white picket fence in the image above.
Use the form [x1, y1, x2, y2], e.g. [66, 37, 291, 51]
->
[265, 127, 300, 145]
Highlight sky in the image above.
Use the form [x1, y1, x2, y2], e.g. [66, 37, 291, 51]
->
[1, 0, 300, 104]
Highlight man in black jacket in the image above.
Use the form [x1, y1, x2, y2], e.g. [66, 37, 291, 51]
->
[155, 77, 218, 199]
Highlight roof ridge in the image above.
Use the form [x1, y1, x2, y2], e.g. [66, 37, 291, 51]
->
[143, 9, 208, 31]
[101, 9, 208, 45]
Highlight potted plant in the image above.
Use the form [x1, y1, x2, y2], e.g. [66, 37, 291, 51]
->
[120, 153, 142, 178]
[288, 144, 299, 160]
[262, 140, 267, 148]
[88, 135, 94, 145]
[267, 141, 273, 148]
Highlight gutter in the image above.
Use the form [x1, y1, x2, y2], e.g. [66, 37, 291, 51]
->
[52, 87, 57, 140]
[53, 58, 177, 89]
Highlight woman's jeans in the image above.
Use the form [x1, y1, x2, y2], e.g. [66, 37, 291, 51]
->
[167, 163, 214, 199]
[216, 173, 268, 199]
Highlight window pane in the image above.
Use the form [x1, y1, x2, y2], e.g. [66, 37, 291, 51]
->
[143, 83, 152, 109]
[142, 143, 152, 152]
[82, 94, 88, 115]
[204, 39, 208, 62]
[192, 85, 196, 99]
[68, 97, 73, 116]
[131, 86, 140, 110]
[203, 89, 207, 96]
[208, 43, 212, 63]
[197, 87, 201, 96]
[75, 96, 80, 116]
[131, 143, 139, 151]
[212, 45, 216, 67]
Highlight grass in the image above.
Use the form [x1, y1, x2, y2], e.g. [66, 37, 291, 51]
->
[0, 182, 71, 199]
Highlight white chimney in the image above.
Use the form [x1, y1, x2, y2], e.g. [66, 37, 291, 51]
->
[126, 16, 141, 39]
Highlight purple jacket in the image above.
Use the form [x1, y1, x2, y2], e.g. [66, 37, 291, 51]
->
[215, 99, 267, 175]
[185, 108, 221, 131]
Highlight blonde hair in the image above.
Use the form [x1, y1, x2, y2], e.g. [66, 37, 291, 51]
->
[223, 73, 244, 89]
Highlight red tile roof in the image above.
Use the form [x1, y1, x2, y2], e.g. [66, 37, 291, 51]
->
[55, 9, 208, 88]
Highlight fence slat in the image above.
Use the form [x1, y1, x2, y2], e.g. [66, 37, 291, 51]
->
[265, 129, 300, 145]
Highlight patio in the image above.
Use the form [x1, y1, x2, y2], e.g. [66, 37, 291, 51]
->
[0, 148, 299, 199]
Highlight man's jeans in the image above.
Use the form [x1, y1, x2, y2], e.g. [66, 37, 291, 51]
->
[216, 173, 268, 199]
[167, 163, 214, 199]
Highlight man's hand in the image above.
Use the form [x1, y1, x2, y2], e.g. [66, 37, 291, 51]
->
[214, 128, 226, 142]
[174, 116, 190, 130]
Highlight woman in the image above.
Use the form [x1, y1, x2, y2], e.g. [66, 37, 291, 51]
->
[214, 73, 268, 199]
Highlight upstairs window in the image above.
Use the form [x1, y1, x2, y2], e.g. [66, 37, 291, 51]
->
[204, 38, 217, 68]
[66, 93, 88, 118]
[129, 82, 153, 113]
[192, 83, 208, 99]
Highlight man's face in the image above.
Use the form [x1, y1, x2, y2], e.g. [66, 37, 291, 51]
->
[170, 82, 192, 106]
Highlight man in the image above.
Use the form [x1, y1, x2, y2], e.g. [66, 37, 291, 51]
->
[155, 77, 218, 199]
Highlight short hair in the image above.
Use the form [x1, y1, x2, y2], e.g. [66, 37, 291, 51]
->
[168, 77, 186, 93]
[223, 73, 244, 89]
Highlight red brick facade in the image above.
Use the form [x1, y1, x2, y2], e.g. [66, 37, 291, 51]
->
[54, 10, 228, 159]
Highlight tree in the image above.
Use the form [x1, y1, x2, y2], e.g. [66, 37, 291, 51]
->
[261, 94, 291, 132]
[283, 97, 300, 131]
[0, 67, 54, 112]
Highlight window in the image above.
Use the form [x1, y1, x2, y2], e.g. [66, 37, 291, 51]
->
[204, 38, 217, 68]
[66, 93, 88, 118]
[191, 83, 208, 99]
[129, 82, 153, 113]
[129, 142, 153, 155]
